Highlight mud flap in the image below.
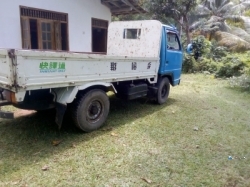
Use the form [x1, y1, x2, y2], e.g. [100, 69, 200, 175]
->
[0, 100, 14, 119]
[0, 110, 14, 119]
[55, 103, 67, 129]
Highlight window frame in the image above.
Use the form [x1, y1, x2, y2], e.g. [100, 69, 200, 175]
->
[19, 6, 69, 51]
[123, 28, 141, 39]
[91, 18, 109, 53]
[166, 31, 181, 51]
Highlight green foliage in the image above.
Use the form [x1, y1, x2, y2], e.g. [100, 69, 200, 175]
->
[183, 56, 219, 73]
[244, 9, 250, 17]
[192, 35, 211, 60]
[245, 67, 250, 76]
[229, 74, 250, 89]
[190, 0, 250, 35]
[215, 56, 245, 77]
[182, 53, 197, 73]
[201, 0, 232, 16]
[208, 40, 228, 61]
[148, 0, 198, 42]
[182, 36, 249, 78]
[148, 0, 197, 21]
[198, 58, 219, 73]
[226, 19, 245, 29]
[228, 61, 250, 90]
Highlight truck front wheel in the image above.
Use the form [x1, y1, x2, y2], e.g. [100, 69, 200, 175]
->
[71, 89, 110, 132]
[156, 77, 170, 104]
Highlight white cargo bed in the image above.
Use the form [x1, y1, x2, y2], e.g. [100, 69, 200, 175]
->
[0, 49, 159, 92]
[0, 49, 15, 90]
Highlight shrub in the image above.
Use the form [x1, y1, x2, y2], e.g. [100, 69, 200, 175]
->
[215, 56, 245, 77]
[191, 35, 211, 60]
[182, 53, 197, 73]
[226, 18, 245, 29]
[229, 74, 250, 89]
[198, 58, 219, 73]
[244, 9, 250, 17]
[182, 36, 247, 77]
[208, 41, 228, 61]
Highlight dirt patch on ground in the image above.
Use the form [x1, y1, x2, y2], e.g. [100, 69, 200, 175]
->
[14, 110, 36, 118]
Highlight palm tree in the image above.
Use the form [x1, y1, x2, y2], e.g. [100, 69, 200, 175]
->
[190, 0, 250, 34]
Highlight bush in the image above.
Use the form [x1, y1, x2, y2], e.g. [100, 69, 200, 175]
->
[215, 56, 245, 77]
[207, 41, 228, 61]
[182, 53, 197, 73]
[197, 58, 219, 73]
[244, 9, 250, 17]
[229, 74, 250, 89]
[183, 54, 246, 77]
[228, 66, 250, 91]
[183, 56, 220, 74]
[191, 35, 211, 60]
[183, 36, 248, 77]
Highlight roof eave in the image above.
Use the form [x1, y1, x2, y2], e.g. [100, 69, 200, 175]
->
[101, 0, 147, 16]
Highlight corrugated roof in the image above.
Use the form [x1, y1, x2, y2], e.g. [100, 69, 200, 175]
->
[101, 0, 147, 16]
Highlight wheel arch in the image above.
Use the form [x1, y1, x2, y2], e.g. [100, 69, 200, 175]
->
[77, 82, 116, 95]
[54, 82, 116, 105]
[158, 74, 173, 86]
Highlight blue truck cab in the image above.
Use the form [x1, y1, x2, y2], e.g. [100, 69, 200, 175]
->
[159, 25, 183, 86]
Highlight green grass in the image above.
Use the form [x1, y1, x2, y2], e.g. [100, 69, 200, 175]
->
[0, 74, 250, 187]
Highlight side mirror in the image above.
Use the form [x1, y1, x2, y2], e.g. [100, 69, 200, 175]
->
[186, 43, 193, 54]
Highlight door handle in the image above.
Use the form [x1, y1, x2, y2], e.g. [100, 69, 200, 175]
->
[166, 61, 169, 64]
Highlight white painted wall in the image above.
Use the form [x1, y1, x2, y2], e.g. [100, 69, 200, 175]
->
[0, 0, 111, 52]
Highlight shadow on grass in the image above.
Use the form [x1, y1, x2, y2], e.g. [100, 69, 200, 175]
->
[0, 96, 176, 177]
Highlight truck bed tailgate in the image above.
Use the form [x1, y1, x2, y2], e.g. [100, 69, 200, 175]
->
[0, 49, 15, 90]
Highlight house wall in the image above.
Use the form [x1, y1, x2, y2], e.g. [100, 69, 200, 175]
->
[0, 0, 111, 52]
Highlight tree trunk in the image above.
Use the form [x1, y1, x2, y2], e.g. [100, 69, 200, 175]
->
[185, 25, 191, 43]
[183, 15, 191, 43]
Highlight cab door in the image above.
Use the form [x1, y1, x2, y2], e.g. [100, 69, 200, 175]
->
[159, 29, 183, 86]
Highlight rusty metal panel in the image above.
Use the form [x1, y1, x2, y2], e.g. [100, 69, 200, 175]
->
[107, 20, 162, 58]
[0, 49, 15, 90]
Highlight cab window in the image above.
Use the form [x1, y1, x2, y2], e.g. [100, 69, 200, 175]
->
[123, 29, 141, 39]
[166, 32, 180, 50]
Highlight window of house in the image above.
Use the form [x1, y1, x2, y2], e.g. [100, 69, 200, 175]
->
[20, 6, 69, 50]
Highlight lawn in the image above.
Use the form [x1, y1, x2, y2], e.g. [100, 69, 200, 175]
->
[0, 74, 250, 187]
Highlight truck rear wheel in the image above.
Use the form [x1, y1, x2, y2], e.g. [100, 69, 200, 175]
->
[156, 77, 170, 104]
[71, 89, 110, 132]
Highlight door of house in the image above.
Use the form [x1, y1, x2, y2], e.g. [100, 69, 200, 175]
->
[92, 18, 108, 53]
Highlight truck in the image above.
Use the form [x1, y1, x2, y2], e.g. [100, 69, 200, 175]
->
[0, 20, 183, 132]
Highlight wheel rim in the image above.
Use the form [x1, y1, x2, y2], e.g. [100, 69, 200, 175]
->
[86, 100, 103, 123]
[161, 84, 167, 98]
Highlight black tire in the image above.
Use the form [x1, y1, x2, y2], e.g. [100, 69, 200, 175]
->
[71, 89, 110, 132]
[156, 77, 170, 104]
